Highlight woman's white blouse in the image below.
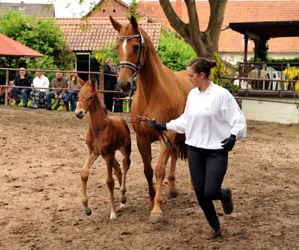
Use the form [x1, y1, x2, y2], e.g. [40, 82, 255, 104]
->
[166, 82, 247, 150]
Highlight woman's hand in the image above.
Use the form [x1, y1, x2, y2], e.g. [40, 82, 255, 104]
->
[221, 134, 236, 151]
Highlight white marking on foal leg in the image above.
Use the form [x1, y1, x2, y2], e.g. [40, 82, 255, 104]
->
[122, 39, 127, 55]
[110, 211, 117, 220]
[119, 202, 126, 209]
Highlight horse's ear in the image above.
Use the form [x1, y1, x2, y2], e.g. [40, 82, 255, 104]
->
[130, 15, 138, 30]
[78, 77, 85, 88]
[110, 16, 122, 32]
[90, 77, 98, 90]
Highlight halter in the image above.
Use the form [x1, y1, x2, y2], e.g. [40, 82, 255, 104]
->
[117, 32, 145, 79]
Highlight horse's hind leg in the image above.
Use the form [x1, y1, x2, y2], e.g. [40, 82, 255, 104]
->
[81, 149, 98, 215]
[103, 153, 117, 220]
[168, 149, 178, 198]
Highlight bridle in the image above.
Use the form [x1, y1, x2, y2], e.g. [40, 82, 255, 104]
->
[117, 32, 145, 80]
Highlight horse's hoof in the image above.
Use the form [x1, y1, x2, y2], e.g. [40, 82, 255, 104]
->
[110, 211, 117, 220]
[85, 208, 92, 216]
[149, 213, 163, 223]
[168, 188, 178, 198]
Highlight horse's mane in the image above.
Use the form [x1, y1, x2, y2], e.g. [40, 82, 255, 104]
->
[85, 78, 108, 115]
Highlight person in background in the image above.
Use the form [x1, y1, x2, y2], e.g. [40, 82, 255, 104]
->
[64, 73, 81, 111]
[11, 67, 33, 107]
[46, 71, 68, 110]
[104, 58, 117, 112]
[30, 71, 49, 109]
[151, 57, 247, 240]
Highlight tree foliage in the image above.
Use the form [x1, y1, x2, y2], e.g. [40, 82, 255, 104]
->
[157, 29, 196, 71]
[126, 0, 142, 21]
[0, 10, 74, 71]
[158, 0, 228, 58]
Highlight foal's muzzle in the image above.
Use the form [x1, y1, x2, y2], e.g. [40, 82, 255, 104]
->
[75, 110, 85, 119]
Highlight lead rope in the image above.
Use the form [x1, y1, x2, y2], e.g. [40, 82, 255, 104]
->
[128, 113, 173, 148]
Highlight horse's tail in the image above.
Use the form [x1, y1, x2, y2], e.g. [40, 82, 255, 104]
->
[176, 141, 188, 161]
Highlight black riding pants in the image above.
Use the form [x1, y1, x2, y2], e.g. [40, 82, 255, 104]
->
[188, 146, 230, 231]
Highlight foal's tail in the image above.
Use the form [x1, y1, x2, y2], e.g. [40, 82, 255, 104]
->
[176, 141, 188, 161]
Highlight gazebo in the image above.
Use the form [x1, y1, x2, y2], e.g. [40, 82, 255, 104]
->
[229, 21, 299, 63]
[0, 33, 43, 68]
[0, 33, 43, 105]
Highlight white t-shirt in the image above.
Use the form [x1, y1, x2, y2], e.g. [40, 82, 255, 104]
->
[33, 75, 50, 93]
[166, 82, 247, 150]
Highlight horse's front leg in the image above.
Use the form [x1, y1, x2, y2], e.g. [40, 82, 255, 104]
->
[103, 153, 117, 220]
[136, 134, 155, 206]
[81, 149, 98, 215]
[150, 136, 173, 223]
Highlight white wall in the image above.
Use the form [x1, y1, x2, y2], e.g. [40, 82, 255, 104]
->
[242, 99, 299, 124]
[219, 52, 299, 66]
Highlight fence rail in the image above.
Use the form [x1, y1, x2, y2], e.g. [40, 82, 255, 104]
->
[0, 67, 122, 106]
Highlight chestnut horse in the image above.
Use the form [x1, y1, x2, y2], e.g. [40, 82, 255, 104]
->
[110, 16, 193, 222]
[75, 77, 131, 220]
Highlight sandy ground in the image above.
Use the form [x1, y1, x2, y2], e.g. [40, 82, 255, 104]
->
[0, 105, 299, 250]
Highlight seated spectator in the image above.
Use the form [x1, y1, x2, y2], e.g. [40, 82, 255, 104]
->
[64, 73, 81, 111]
[30, 71, 50, 109]
[11, 67, 33, 107]
[46, 72, 68, 110]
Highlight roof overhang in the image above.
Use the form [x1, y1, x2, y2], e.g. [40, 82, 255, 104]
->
[229, 21, 299, 40]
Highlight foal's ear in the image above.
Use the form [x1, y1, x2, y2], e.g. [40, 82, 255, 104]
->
[130, 15, 138, 30]
[110, 16, 122, 32]
[90, 77, 98, 90]
[78, 77, 85, 88]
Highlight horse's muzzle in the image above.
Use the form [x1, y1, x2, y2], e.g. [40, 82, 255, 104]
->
[118, 80, 132, 92]
[75, 110, 85, 119]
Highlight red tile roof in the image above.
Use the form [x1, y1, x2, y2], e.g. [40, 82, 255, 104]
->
[0, 33, 44, 57]
[137, 1, 299, 53]
[55, 17, 161, 51]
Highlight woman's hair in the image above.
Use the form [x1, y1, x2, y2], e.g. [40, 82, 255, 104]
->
[187, 57, 216, 77]
[105, 58, 113, 64]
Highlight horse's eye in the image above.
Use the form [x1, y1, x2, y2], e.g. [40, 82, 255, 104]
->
[133, 45, 139, 52]
[89, 96, 93, 101]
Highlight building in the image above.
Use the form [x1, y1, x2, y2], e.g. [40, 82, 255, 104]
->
[0, 1, 55, 17]
[87, 0, 299, 65]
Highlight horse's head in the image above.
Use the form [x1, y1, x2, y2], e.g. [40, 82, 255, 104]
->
[110, 16, 146, 92]
[75, 77, 98, 119]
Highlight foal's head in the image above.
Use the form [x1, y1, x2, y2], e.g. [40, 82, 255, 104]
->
[75, 77, 98, 119]
[110, 16, 146, 92]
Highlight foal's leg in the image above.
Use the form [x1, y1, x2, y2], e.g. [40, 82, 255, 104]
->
[81, 149, 98, 215]
[118, 145, 131, 208]
[103, 153, 117, 220]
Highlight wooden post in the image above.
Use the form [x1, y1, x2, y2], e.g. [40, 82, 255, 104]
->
[100, 64, 104, 102]
[244, 35, 248, 62]
[5, 69, 9, 106]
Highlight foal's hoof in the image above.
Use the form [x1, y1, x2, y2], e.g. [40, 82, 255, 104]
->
[121, 196, 127, 204]
[85, 208, 92, 216]
[168, 188, 179, 198]
[149, 213, 163, 223]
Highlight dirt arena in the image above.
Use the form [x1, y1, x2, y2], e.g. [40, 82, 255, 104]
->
[0, 105, 298, 250]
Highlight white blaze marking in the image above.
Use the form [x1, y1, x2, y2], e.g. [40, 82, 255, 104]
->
[122, 39, 127, 56]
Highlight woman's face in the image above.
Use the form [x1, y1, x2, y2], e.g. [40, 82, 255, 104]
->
[187, 66, 204, 88]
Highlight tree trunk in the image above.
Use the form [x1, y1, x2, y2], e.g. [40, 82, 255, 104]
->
[159, 0, 227, 58]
